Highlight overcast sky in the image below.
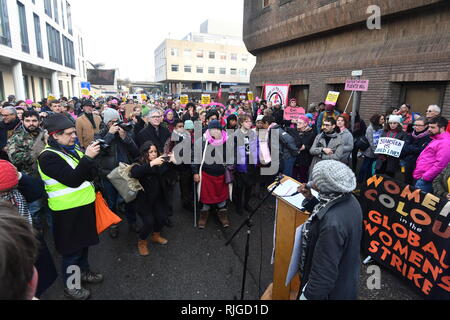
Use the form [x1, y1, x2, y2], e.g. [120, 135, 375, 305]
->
[72, 0, 244, 82]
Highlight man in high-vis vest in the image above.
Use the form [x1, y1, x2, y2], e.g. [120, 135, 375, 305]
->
[38, 113, 101, 300]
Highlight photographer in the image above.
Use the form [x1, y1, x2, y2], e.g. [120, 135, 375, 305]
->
[38, 114, 103, 300]
[96, 108, 140, 239]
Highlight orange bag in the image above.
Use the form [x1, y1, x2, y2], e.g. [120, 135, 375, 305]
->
[95, 192, 122, 235]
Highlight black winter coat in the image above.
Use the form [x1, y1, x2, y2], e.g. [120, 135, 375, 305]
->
[402, 132, 432, 170]
[136, 124, 171, 152]
[269, 125, 299, 160]
[301, 194, 363, 300]
[287, 128, 317, 167]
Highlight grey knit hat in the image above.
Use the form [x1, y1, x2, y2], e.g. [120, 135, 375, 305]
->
[102, 107, 121, 124]
[311, 160, 356, 193]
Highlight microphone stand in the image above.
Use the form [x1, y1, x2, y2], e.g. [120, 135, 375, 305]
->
[225, 174, 285, 300]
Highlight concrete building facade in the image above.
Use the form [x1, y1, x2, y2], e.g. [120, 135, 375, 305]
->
[243, 0, 450, 119]
[0, 0, 87, 103]
[155, 20, 256, 96]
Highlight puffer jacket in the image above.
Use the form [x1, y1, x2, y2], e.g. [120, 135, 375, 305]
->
[413, 132, 450, 182]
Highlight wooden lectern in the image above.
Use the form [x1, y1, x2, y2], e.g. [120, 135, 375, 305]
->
[262, 176, 311, 300]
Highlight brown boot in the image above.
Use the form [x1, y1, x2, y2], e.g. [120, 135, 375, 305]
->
[138, 239, 149, 256]
[217, 208, 230, 228]
[198, 211, 209, 229]
[151, 233, 168, 245]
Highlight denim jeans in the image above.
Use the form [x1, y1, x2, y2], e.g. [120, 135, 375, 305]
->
[62, 247, 89, 286]
[415, 179, 433, 194]
[101, 178, 137, 224]
[282, 156, 296, 178]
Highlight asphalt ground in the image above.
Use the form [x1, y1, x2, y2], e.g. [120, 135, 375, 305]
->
[41, 184, 421, 301]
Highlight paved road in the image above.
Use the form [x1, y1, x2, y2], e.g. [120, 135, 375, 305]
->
[41, 187, 421, 300]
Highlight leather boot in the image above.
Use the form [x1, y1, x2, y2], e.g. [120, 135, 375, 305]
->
[217, 208, 230, 228]
[138, 239, 149, 256]
[198, 211, 209, 229]
[151, 233, 168, 245]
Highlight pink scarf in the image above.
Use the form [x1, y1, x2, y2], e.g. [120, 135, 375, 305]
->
[205, 130, 228, 146]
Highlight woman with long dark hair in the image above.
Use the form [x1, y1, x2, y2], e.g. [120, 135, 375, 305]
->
[130, 141, 171, 256]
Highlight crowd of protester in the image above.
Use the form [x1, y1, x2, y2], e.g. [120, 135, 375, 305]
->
[0, 92, 449, 300]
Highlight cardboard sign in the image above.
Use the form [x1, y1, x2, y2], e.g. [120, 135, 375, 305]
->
[284, 107, 306, 121]
[180, 95, 189, 105]
[202, 94, 211, 105]
[141, 94, 147, 101]
[265, 84, 290, 107]
[247, 92, 254, 102]
[325, 91, 340, 106]
[345, 80, 370, 92]
[375, 137, 405, 158]
[361, 175, 450, 299]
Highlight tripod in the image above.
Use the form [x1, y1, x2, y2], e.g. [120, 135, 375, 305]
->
[225, 174, 284, 300]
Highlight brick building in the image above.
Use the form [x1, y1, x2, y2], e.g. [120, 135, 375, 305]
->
[243, 0, 450, 120]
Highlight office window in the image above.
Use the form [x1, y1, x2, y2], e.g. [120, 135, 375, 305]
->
[44, 0, 52, 18]
[196, 66, 204, 74]
[220, 68, 226, 75]
[58, 80, 63, 97]
[171, 48, 179, 56]
[208, 67, 215, 74]
[184, 49, 191, 57]
[171, 65, 179, 72]
[17, 1, 29, 53]
[231, 53, 238, 61]
[23, 75, 30, 99]
[66, 1, 72, 35]
[40, 78, 45, 99]
[0, 0, 11, 47]
[219, 52, 226, 60]
[230, 68, 237, 75]
[196, 50, 204, 58]
[239, 69, 247, 76]
[63, 36, 75, 69]
[53, 0, 58, 23]
[184, 65, 192, 73]
[46, 23, 62, 64]
[33, 14, 43, 58]
[209, 51, 215, 59]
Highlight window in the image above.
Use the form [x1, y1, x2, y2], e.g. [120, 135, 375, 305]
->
[53, 0, 58, 24]
[39, 78, 45, 99]
[58, 80, 63, 97]
[242, 54, 248, 62]
[0, 0, 11, 47]
[196, 50, 203, 58]
[17, 1, 29, 53]
[33, 14, 43, 58]
[23, 75, 29, 99]
[66, 1, 72, 35]
[239, 69, 248, 76]
[208, 67, 215, 74]
[209, 51, 215, 59]
[44, 0, 52, 18]
[219, 52, 226, 60]
[220, 68, 226, 75]
[61, 0, 65, 28]
[0, 72, 4, 101]
[46, 23, 62, 64]
[196, 66, 204, 74]
[184, 65, 192, 73]
[63, 36, 75, 69]
[183, 49, 191, 57]
[231, 53, 238, 61]
[230, 68, 237, 75]
[171, 48, 179, 56]
[171, 65, 179, 72]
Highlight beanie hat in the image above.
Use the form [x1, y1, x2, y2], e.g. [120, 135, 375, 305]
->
[0, 160, 19, 191]
[388, 115, 403, 124]
[311, 160, 356, 194]
[26, 99, 33, 105]
[81, 100, 94, 108]
[102, 108, 121, 124]
[184, 120, 195, 130]
[43, 113, 75, 135]
[208, 120, 222, 130]
[256, 115, 264, 122]
[298, 115, 310, 124]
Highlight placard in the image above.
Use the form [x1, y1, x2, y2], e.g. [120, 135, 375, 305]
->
[283, 107, 306, 121]
[265, 84, 290, 107]
[202, 94, 211, 105]
[345, 80, 369, 92]
[325, 91, 340, 106]
[180, 95, 189, 105]
[375, 137, 405, 158]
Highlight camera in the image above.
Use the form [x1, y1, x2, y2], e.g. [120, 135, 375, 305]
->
[94, 139, 110, 151]
[116, 121, 133, 132]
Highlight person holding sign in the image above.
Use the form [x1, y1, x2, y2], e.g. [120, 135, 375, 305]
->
[375, 115, 407, 178]
[413, 116, 450, 194]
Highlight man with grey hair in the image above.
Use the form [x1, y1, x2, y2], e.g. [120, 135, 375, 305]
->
[0, 107, 21, 160]
[426, 105, 441, 121]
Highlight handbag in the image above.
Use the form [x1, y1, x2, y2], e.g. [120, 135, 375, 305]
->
[355, 136, 370, 152]
[107, 163, 144, 203]
[95, 192, 122, 235]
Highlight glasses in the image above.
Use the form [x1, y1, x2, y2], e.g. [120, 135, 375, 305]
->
[150, 115, 163, 119]
[1, 114, 13, 117]
[414, 124, 426, 127]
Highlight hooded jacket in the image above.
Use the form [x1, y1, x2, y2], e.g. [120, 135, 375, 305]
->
[413, 132, 450, 182]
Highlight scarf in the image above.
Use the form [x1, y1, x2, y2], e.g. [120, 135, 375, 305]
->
[85, 112, 97, 129]
[299, 192, 345, 276]
[2, 117, 21, 131]
[204, 130, 228, 146]
[164, 109, 175, 124]
[0, 189, 33, 225]
[412, 129, 429, 140]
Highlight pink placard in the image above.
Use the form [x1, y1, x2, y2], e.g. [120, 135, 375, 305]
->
[345, 80, 369, 92]
[284, 107, 306, 121]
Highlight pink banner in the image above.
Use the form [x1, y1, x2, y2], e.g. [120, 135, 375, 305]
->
[345, 80, 369, 92]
